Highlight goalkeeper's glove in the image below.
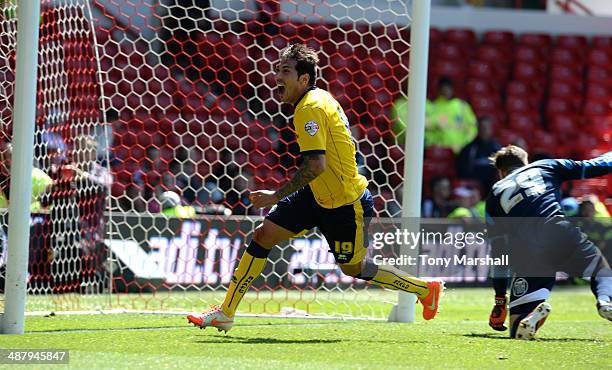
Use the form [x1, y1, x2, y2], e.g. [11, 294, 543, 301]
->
[489, 296, 508, 331]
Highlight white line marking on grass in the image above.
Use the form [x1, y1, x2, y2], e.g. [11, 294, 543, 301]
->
[27, 321, 353, 334]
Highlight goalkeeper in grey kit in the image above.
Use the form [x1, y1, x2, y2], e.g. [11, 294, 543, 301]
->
[485, 146, 611, 339]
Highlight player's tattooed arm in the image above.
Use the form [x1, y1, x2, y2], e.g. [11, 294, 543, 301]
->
[275, 153, 326, 200]
[249, 153, 325, 208]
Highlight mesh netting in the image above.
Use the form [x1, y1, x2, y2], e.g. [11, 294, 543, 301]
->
[0, 0, 413, 319]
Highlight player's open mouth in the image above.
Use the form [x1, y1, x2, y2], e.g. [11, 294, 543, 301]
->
[277, 85, 285, 97]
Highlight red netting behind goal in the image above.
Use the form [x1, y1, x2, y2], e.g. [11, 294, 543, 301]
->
[1, 1, 412, 317]
[1, 1, 105, 298]
[100, 1, 410, 218]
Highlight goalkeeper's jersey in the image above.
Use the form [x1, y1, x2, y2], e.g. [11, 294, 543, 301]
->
[292, 87, 368, 209]
[486, 153, 611, 220]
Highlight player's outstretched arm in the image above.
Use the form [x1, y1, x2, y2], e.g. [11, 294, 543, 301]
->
[250, 153, 326, 208]
[554, 151, 611, 180]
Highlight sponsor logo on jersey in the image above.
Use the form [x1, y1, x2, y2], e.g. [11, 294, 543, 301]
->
[305, 121, 319, 136]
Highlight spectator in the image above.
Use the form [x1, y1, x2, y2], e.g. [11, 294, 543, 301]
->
[0, 141, 54, 291]
[127, 146, 172, 213]
[575, 199, 611, 261]
[581, 194, 611, 219]
[447, 186, 484, 219]
[390, 86, 409, 144]
[205, 149, 251, 215]
[170, 146, 204, 205]
[71, 135, 112, 187]
[425, 77, 477, 153]
[42, 142, 82, 294]
[133, 146, 164, 187]
[70, 135, 112, 292]
[561, 197, 579, 217]
[0, 142, 53, 211]
[392, 76, 477, 152]
[160, 191, 196, 218]
[422, 176, 455, 218]
[456, 116, 501, 194]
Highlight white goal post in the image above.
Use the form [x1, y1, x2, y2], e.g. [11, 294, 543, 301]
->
[1, 0, 42, 335]
[394, 0, 430, 323]
[1, 0, 430, 334]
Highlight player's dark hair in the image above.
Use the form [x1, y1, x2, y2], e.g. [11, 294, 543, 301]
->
[489, 145, 528, 172]
[280, 44, 319, 85]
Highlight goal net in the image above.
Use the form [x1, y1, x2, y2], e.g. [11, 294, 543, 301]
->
[0, 0, 415, 320]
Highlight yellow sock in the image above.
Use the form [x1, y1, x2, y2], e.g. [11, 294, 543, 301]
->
[371, 265, 429, 298]
[221, 249, 268, 317]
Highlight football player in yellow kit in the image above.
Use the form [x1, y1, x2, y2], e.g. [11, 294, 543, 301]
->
[187, 44, 443, 332]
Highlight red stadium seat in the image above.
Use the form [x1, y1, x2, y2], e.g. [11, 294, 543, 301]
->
[550, 64, 583, 81]
[531, 137, 560, 157]
[588, 48, 612, 66]
[519, 33, 552, 49]
[586, 83, 612, 99]
[425, 145, 455, 161]
[508, 113, 541, 135]
[573, 133, 601, 157]
[423, 160, 457, 181]
[531, 130, 558, 150]
[469, 61, 510, 82]
[550, 47, 584, 65]
[515, 45, 546, 63]
[482, 30, 515, 47]
[546, 97, 581, 117]
[480, 111, 506, 127]
[432, 59, 466, 80]
[466, 78, 499, 97]
[593, 35, 612, 49]
[506, 80, 530, 96]
[513, 62, 547, 82]
[430, 27, 444, 45]
[434, 43, 465, 59]
[467, 61, 495, 79]
[445, 28, 477, 46]
[496, 128, 520, 146]
[471, 95, 501, 115]
[548, 115, 581, 137]
[477, 45, 511, 63]
[556, 34, 588, 50]
[587, 66, 612, 85]
[549, 80, 582, 98]
[585, 116, 612, 138]
[584, 99, 612, 117]
[506, 95, 537, 114]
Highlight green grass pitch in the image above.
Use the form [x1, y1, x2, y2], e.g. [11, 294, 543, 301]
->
[0, 287, 609, 369]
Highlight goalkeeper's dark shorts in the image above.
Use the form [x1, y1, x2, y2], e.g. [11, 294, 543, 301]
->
[508, 219, 610, 314]
[508, 217, 608, 279]
[266, 185, 374, 265]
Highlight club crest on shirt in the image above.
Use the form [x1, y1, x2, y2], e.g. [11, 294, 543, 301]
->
[512, 278, 529, 297]
[305, 121, 319, 136]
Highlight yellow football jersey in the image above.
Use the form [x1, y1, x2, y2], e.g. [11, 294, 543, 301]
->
[293, 87, 368, 209]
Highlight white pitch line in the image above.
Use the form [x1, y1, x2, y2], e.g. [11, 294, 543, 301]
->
[27, 321, 352, 334]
